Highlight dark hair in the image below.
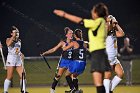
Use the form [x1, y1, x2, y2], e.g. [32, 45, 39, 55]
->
[10, 26, 17, 33]
[64, 27, 71, 35]
[93, 3, 109, 18]
[74, 29, 82, 39]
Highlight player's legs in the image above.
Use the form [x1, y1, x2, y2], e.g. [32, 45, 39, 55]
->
[90, 50, 111, 93]
[110, 63, 123, 91]
[92, 72, 105, 93]
[4, 66, 14, 93]
[16, 66, 27, 92]
[72, 73, 79, 90]
[104, 71, 112, 93]
[51, 67, 66, 90]
[115, 63, 124, 78]
[72, 61, 86, 91]
[65, 70, 74, 90]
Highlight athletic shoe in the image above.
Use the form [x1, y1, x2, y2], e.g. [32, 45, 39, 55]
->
[65, 90, 71, 93]
[3, 92, 8, 93]
[50, 88, 55, 93]
[21, 91, 29, 93]
[65, 89, 76, 93]
[75, 89, 83, 93]
[70, 89, 76, 93]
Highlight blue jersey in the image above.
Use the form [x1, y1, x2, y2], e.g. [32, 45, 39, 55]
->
[59, 41, 73, 68]
[72, 40, 87, 61]
[61, 41, 73, 60]
[69, 40, 86, 75]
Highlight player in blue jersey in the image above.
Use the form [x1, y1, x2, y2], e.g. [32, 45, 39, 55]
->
[62, 29, 87, 93]
[41, 27, 74, 93]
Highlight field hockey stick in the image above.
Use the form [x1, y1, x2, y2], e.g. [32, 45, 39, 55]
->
[36, 42, 51, 69]
[40, 54, 51, 69]
[20, 55, 26, 93]
[0, 41, 6, 70]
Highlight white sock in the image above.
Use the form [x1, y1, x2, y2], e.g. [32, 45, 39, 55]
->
[103, 79, 111, 93]
[111, 75, 122, 91]
[4, 79, 11, 92]
[20, 79, 26, 92]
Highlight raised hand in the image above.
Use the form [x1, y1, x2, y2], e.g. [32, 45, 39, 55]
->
[53, 9, 65, 17]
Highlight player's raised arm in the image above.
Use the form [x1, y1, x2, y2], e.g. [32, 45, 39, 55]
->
[109, 16, 125, 37]
[42, 41, 65, 56]
[53, 9, 82, 24]
[115, 24, 125, 37]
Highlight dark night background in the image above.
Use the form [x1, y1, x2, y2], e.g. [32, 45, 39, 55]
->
[0, 0, 140, 56]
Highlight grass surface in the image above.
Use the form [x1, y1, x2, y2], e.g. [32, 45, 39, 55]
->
[0, 58, 140, 86]
[0, 86, 140, 93]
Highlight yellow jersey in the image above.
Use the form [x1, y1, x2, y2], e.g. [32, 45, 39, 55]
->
[83, 18, 107, 52]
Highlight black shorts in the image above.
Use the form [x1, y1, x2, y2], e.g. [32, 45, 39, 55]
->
[90, 49, 111, 73]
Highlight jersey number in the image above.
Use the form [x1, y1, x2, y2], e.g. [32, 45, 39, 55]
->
[68, 51, 72, 59]
[79, 49, 84, 59]
[15, 48, 19, 54]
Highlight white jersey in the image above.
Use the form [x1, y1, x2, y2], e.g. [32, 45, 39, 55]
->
[6, 40, 22, 66]
[106, 33, 120, 65]
[8, 40, 21, 55]
[106, 34, 118, 57]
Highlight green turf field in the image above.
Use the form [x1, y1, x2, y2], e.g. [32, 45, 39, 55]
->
[0, 86, 140, 93]
[0, 58, 140, 87]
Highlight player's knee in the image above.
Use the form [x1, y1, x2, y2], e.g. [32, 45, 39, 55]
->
[104, 71, 112, 79]
[73, 74, 78, 78]
[55, 74, 61, 80]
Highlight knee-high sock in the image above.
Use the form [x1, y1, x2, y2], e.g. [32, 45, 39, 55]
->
[4, 79, 11, 92]
[51, 78, 58, 90]
[111, 75, 122, 91]
[20, 79, 26, 92]
[73, 78, 78, 90]
[66, 76, 74, 90]
[103, 79, 111, 93]
[97, 86, 105, 93]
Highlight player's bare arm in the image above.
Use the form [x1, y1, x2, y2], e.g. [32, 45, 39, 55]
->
[115, 24, 125, 37]
[62, 41, 74, 51]
[111, 16, 125, 37]
[53, 9, 82, 24]
[42, 41, 64, 56]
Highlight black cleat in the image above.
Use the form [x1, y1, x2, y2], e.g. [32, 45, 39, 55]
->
[110, 91, 113, 93]
[21, 91, 29, 93]
[3, 92, 8, 93]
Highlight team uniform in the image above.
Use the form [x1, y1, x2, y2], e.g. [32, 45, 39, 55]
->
[6, 40, 22, 66]
[69, 40, 86, 75]
[58, 41, 73, 68]
[106, 31, 120, 65]
[81, 18, 111, 72]
[104, 30, 123, 93]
